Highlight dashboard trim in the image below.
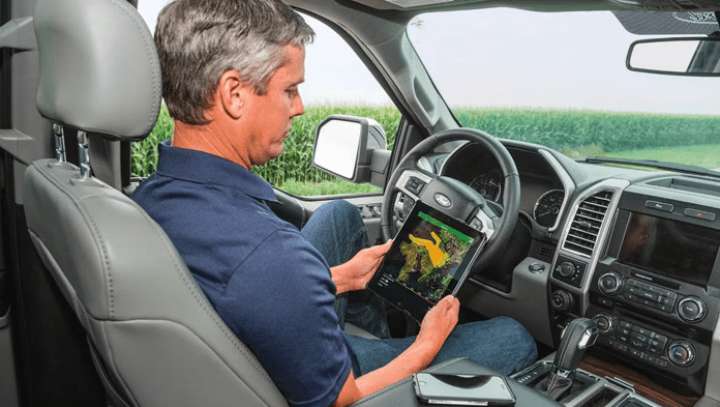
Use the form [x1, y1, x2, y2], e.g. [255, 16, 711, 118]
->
[538, 149, 575, 233]
[705, 291, 720, 402]
[532, 188, 564, 229]
[551, 178, 630, 314]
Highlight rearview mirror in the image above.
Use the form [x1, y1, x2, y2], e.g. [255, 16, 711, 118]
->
[627, 37, 720, 76]
[312, 115, 389, 184]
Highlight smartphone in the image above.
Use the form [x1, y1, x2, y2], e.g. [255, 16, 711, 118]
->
[413, 373, 516, 406]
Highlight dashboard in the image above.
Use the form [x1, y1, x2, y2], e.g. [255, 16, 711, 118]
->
[410, 139, 720, 399]
[440, 142, 570, 232]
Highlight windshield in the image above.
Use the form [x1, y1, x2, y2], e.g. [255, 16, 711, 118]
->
[407, 9, 720, 170]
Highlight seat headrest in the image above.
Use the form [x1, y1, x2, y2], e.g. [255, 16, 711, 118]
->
[34, 0, 161, 141]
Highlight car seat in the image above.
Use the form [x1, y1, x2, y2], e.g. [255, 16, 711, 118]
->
[22, 0, 289, 405]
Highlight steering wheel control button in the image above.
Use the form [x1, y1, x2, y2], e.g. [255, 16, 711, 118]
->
[405, 177, 425, 195]
[644, 200, 674, 213]
[678, 297, 706, 323]
[668, 342, 695, 367]
[598, 272, 623, 295]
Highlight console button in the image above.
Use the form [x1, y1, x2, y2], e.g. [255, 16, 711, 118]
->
[631, 333, 649, 343]
[551, 290, 574, 312]
[594, 314, 613, 334]
[683, 208, 716, 221]
[678, 297, 706, 323]
[557, 262, 576, 278]
[598, 272, 623, 294]
[653, 334, 668, 346]
[645, 200, 674, 212]
[598, 297, 614, 308]
[632, 326, 651, 337]
[638, 290, 659, 301]
[668, 342, 695, 367]
[631, 339, 647, 349]
[619, 320, 632, 329]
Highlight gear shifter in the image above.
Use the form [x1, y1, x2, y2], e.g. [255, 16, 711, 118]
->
[554, 318, 599, 374]
[539, 318, 599, 400]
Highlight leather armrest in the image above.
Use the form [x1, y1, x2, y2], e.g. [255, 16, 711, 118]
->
[352, 358, 560, 407]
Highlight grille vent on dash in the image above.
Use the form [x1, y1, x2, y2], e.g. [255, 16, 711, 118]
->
[563, 191, 614, 256]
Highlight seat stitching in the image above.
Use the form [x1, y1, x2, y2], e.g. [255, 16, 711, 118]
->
[31, 164, 115, 319]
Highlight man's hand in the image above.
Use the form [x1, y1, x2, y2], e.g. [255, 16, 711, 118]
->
[331, 240, 392, 295]
[415, 295, 460, 358]
[334, 295, 461, 406]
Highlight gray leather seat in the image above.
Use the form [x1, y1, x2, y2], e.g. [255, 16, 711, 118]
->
[23, 0, 287, 405]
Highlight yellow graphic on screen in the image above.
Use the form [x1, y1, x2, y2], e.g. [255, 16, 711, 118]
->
[408, 232, 449, 268]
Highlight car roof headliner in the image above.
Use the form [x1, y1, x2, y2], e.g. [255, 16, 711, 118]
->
[341, 0, 720, 13]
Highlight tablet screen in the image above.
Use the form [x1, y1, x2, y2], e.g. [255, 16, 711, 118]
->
[370, 202, 483, 320]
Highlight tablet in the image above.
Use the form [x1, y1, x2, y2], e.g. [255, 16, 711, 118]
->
[369, 201, 485, 322]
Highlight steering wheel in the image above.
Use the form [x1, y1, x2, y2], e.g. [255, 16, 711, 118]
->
[381, 129, 521, 270]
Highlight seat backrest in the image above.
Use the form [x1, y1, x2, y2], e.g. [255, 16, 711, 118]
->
[23, 0, 287, 406]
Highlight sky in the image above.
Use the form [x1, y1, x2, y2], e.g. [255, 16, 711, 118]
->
[138, 1, 719, 115]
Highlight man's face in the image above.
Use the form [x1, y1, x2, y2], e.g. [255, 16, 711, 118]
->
[243, 45, 306, 166]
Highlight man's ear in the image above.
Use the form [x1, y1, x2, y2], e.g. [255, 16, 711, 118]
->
[217, 69, 250, 120]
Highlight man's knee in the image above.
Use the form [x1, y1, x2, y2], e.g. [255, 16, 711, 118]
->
[496, 316, 538, 365]
[317, 199, 364, 231]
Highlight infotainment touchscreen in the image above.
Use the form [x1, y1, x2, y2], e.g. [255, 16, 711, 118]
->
[619, 212, 720, 287]
[369, 201, 484, 321]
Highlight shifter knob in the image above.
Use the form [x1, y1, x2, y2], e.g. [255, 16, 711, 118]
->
[554, 318, 599, 374]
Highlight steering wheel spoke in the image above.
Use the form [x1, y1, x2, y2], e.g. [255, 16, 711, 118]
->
[471, 206, 498, 241]
[395, 169, 435, 202]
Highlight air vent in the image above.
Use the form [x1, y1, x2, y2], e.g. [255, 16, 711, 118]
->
[563, 191, 613, 256]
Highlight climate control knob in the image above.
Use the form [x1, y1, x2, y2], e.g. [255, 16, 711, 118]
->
[551, 290, 574, 312]
[668, 342, 695, 367]
[598, 272, 623, 295]
[557, 261, 577, 278]
[678, 297, 706, 323]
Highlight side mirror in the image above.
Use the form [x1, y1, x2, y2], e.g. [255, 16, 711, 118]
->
[627, 36, 720, 76]
[312, 115, 390, 186]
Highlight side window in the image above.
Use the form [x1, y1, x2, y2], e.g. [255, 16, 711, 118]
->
[254, 13, 400, 197]
[133, 6, 400, 198]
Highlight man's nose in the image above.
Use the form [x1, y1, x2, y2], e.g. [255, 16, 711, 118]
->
[291, 94, 304, 117]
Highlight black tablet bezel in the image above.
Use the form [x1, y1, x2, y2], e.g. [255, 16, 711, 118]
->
[369, 201, 485, 322]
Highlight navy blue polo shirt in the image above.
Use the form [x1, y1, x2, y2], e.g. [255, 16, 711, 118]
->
[133, 143, 351, 407]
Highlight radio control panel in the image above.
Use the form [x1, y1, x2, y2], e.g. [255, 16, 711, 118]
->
[587, 259, 719, 394]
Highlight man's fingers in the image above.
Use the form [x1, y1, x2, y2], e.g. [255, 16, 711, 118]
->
[370, 240, 393, 256]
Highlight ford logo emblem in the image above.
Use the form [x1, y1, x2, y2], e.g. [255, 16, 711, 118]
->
[434, 193, 452, 208]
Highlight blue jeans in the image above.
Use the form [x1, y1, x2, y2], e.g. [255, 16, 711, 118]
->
[301, 200, 538, 377]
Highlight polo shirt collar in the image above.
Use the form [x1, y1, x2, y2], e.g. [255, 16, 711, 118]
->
[155, 142, 278, 203]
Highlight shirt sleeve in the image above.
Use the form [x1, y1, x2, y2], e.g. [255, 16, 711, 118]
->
[216, 228, 351, 407]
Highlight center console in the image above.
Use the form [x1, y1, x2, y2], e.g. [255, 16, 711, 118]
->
[550, 176, 720, 400]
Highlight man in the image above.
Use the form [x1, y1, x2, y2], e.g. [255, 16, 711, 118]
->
[133, 1, 537, 406]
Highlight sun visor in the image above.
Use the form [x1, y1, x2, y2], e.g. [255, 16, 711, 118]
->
[614, 11, 719, 35]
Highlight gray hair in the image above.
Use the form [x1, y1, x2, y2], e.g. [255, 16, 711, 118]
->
[155, 0, 314, 125]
